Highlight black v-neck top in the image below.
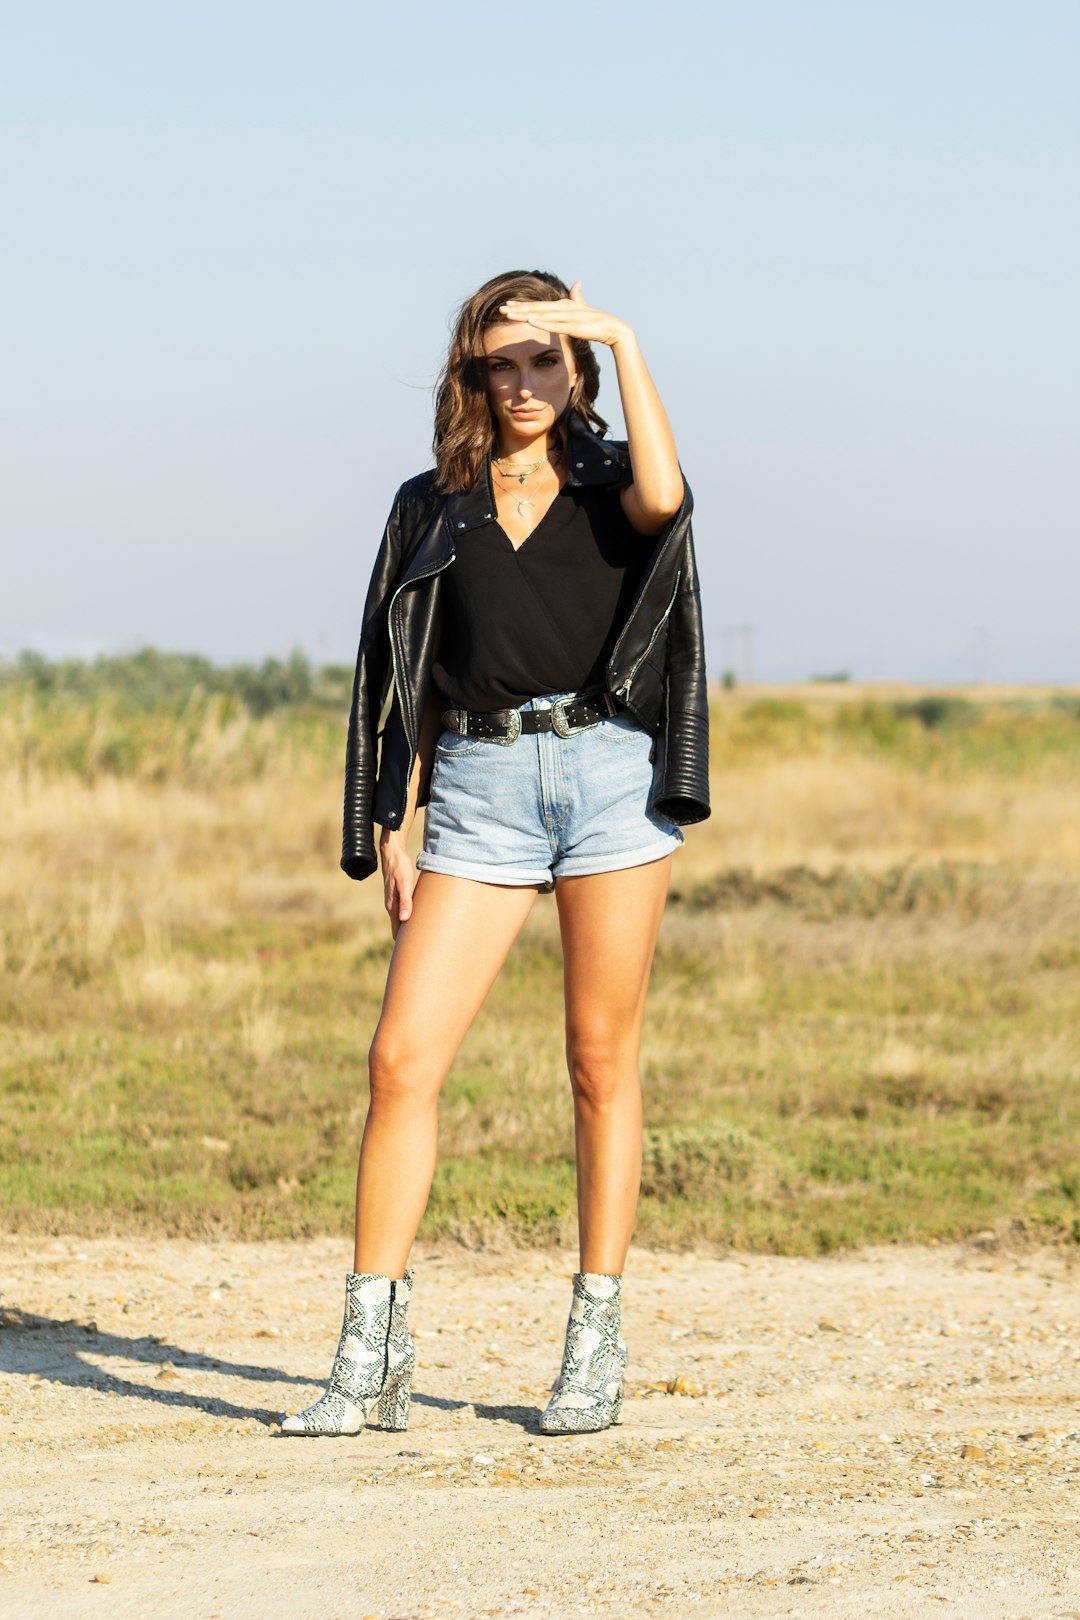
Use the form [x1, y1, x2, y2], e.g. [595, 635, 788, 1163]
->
[431, 481, 651, 713]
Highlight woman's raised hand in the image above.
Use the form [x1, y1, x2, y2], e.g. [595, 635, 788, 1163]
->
[380, 829, 415, 939]
[499, 282, 633, 349]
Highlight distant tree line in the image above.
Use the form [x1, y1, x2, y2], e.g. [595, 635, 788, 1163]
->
[3, 648, 1079, 735]
[0, 647, 354, 716]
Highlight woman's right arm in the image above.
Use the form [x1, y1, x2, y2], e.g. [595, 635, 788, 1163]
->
[378, 686, 444, 937]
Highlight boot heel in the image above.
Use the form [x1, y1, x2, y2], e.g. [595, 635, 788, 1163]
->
[373, 1362, 413, 1431]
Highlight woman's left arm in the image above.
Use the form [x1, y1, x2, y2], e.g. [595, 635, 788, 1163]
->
[500, 282, 685, 537]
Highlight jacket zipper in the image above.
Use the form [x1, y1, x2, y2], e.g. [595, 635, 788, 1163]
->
[615, 570, 681, 701]
[386, 550, 455, 818]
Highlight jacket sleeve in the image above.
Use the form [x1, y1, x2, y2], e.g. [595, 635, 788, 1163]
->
[340, 488, 408, 880]
[652, 519, 712, 826]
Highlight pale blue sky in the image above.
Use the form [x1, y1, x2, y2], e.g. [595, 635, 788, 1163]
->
[3, 1, 1077, 681]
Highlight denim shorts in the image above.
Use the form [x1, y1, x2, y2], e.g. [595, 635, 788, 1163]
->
[417, 691, 684, 893]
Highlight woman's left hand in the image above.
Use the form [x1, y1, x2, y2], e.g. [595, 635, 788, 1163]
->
[499, 282, 633, 349]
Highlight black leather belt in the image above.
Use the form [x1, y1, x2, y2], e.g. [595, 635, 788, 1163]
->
[441, 688, 618, 745]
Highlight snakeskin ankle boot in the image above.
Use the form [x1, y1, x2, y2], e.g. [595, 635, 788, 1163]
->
[281, 1269, 414, 1437]
[539, 1271, 627, 1434]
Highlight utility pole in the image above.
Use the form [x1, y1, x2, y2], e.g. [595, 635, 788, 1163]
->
[741, 622, 755, 685]
[719, 624, 739, 681]
[719, 623, 756, 685]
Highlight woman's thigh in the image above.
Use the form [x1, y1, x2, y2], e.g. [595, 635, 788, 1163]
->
[555, 855, 673, 1065]
[372, 870, 539, 1083]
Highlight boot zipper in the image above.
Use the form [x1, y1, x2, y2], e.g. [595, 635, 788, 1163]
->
[383, 1277, 395, 1387]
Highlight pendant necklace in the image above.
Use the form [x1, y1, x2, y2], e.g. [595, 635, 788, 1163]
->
[494, 472, 537, 520]
[493, 449, 561, 520]
[493, 453, 549, 485]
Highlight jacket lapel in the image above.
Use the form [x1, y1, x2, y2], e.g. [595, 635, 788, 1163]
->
[393, 504, 455, 592]
[564, 414, 627, 488]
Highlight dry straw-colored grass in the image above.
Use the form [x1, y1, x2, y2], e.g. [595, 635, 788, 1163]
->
[1, 681, 1078, 1251]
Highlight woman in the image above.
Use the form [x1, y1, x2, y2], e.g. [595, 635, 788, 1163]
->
[283, 270, 709, 1439]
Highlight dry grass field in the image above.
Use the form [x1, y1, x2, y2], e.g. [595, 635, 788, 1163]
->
[2, 674, 1079, 1253]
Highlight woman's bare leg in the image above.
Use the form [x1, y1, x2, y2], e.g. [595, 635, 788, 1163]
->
[353, 870, 538, 1276]
[555, 856, 673, 1274]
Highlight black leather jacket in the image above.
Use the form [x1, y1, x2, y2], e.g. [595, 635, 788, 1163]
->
[341, 413, 710, 880]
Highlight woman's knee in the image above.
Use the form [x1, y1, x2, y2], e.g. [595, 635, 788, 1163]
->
[367, 1027, 441, 1109]
[566, 1031, 639, 1108]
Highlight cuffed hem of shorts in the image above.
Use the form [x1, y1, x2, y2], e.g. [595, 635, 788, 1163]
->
[416, 852, 554, 891]
[552, 832, 684, 881]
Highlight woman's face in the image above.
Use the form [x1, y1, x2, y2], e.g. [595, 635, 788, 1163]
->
[482, 321, 578, 445]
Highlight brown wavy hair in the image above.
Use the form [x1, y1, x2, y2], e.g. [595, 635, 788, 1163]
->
[433, 269, 609, 492]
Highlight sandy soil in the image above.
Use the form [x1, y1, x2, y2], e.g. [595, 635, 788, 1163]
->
[1, 1233, 1079, 1619]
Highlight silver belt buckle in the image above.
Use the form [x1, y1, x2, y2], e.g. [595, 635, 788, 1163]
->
[551, 693, 600, 737]
[489, 707, 522, 745]
[550, 696, 575, 737]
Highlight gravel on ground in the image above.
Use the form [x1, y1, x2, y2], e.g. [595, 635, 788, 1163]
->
[1, 1233, 1078, 1618]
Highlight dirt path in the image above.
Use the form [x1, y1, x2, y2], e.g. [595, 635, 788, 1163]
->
[1, 1234, 1079, 1618]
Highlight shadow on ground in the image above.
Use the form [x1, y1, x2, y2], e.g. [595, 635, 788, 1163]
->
[0, 1308, 313, 1425]
[0, 1309, 545, 1431]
